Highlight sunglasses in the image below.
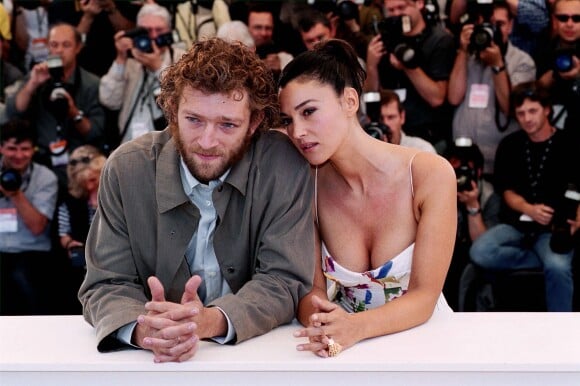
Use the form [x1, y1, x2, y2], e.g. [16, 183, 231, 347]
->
[69, 156, 92, 166]
[554, 14, 580, 23]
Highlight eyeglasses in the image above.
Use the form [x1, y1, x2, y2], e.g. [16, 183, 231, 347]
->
[69, 156, 92, 166]
[554, 14, 580, 23]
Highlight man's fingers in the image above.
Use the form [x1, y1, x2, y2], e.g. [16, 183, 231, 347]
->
[181, 275, 203, 304]
[145, 301, 198, 320]
[147, 276, 166, 302]
[150, 336, 200, 363]
[138, 313, 196, 332]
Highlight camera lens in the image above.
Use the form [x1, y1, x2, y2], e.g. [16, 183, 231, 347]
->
[554, 52, 573, 73]
[0, 169, 23, 192]
[364, 123, 384, 139]
[134, 35, 153, 53]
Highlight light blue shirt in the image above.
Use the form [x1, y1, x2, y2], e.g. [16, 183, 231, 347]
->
[116, 158, 235, 345]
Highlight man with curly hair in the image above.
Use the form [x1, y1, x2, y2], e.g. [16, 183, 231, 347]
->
[79, 38, 315, 362]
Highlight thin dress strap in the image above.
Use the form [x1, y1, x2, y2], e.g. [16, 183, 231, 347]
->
[315, 166, 320, 226]
[409, 152, 420, 199]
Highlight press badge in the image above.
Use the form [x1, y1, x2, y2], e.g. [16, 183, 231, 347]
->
[468, 84, 489, 109]
[49, 139, 69, 167]
[0, 208, 18, 233]
[394, 88, 407, 103]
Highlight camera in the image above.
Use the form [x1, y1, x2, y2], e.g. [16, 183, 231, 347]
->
[452, 137, 478, 192]
[334, 0, 359, 21]
[69, 246, 86, 268]
[0, 169, 22, 192]
[550, 184, 580, 254]
[377, 16, 420, 69]
[46, 55, 64, 86]
[256, 42, 280, 59]
[124, 27, 176, 54]
[362, 92, 392, 141]
[469, 22, 502, 53]
[553, 42, 579, 73]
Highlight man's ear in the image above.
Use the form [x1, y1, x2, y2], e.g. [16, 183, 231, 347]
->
[343, 87, 360, 117]
[248, 110, 265, 136]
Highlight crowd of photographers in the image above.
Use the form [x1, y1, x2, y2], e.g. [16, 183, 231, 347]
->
[0, 0, 578, 315]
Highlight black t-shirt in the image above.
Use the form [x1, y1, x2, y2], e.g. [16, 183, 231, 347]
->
[378, 25, 455, 143]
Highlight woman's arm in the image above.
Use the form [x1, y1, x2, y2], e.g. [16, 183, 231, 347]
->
[294, 153, 457, 354]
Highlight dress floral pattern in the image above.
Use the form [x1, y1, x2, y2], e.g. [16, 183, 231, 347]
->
[322, 242, 412, 313]
[322, 242, 451, 313]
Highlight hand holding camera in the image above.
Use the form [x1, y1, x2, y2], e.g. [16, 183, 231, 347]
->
[118, 27, 175, 71]
[0, 169, 23, 198]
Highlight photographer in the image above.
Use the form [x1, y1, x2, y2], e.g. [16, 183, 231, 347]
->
[0, 119, 58, 315]
[365, 0, 455, 150]
[371, 89, 437, 152]
[443, 137, 501, 310]
[470, 82, 580, 312]
[448, 0, 536, 177]
[5, 22, 105, 183]
[538, 0, 580, 136]
[246, 3, 293, 75]
[99, 3, 185, 145]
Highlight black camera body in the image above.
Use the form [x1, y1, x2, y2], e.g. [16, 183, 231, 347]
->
[124, 27, 175, 54]
[362, 92, 392, 142]
[553, 42, 580, 73]
[469, 22, 502, 53]
[456, 164, 477, 192]
[550, 184, 580, 254]
[377, 16, 421, 69]
[451, 137, 479, 192]
[0, 169, 22, 192]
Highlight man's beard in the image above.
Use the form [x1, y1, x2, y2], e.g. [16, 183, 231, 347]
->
[175, 131, 253, 185]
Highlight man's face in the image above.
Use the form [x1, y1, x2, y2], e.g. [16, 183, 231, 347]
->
[380, 100, 405, 145]
[139, 14, 171, 41]
[0, 139, 35, 173]
[173, 86, 259, 184]
[384, 0, 424, 32]
[48, 25, 81, 70]
[490, 8, 512, 43]
[301, 23, 333, 50]
[553, 0, 580, 43]
[514, 99, 551, 138]
[248, 12, 274, 47]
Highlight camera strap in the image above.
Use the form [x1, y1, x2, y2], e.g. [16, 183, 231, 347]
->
[494, 96, 510, 132]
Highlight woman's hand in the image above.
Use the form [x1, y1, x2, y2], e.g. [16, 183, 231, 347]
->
[293, 295, 360, 357]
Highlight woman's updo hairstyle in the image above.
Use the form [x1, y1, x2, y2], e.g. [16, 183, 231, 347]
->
[278, 39, 365, 97]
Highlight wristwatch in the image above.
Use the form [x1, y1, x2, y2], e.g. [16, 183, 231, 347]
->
[73, 110, 84, 123]
[492, 65, 506, 74]
[466, 207, 482, 216]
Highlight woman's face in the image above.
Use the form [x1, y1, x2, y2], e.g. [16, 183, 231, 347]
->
[83, 170, 100, 194]
[279, 79, 349, 165]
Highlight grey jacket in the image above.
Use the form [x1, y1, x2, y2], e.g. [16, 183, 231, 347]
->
[79, 129, 315, 351]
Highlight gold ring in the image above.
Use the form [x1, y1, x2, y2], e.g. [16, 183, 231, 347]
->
[327, 338, 342, 357]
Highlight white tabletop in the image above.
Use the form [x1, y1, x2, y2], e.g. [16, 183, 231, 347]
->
[1, 311, 580, 385]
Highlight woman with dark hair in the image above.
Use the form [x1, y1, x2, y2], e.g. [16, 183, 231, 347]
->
[278, 39, 457, 357]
